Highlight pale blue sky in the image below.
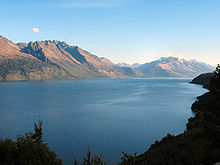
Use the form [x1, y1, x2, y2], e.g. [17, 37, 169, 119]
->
[0, 0, 219, 65]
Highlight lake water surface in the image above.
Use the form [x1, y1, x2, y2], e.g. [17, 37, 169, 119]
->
[0, 78, 207, 164]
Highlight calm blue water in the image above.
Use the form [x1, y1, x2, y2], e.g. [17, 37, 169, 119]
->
[0, 78, 207, 164]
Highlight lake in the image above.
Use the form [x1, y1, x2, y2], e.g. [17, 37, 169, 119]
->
[0, 78, 207, 164]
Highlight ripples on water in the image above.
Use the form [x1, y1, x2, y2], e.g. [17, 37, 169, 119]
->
[0, 78, 207, 164]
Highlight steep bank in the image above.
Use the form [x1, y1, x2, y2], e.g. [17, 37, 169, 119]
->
[190, 73, 214, 88]
[121, 69, 220, 165]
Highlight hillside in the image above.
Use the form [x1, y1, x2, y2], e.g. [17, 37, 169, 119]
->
[0, 36, 215, 81]
[0, 36, 142, 81]
[190, 73, 215, 88]
[0, 36, 68, 81]
[121, 66, 220, 165]
[135, 57, 214, 77]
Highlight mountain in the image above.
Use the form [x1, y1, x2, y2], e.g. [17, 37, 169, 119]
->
[135, 57, 215, 77]
[131, 63, 141, 68]
[0, 36, 215, 80]
[116, 63, 141, 68]
[116, 63, 131, 68]
[0, 36, 142, 81]
[0, 36, 69, 81]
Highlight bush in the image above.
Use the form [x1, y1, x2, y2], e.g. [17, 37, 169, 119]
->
[0, 120, 63, 165]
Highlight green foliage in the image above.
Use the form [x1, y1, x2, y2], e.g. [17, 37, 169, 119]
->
[0, 120, 63, 165]
[209, 64, 220, 92]
[1, 66, 220, 165]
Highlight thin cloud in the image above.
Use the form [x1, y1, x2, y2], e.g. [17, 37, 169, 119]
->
[166, 52, 190, 61]
[32, 27, 40, 33]
[60, 0, 125, 8]
[97, 49, 103, 54]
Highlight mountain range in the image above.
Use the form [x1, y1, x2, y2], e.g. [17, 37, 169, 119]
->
[0, 36, 142, 81]
[117, 57, 214, 77]
[0, 36, 215, 81]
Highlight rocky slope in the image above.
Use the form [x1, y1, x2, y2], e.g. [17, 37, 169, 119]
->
[0, 36, 68, 81]
[0, 35, 215, 81]
[135, 57, 214, 77]
[121, 67, 220, 165]
[0, 36, 142, 81]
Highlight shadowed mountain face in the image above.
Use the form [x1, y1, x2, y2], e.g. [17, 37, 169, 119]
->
[0, 36, 142, 81]
[135, 57, 214, 77]
[0, 36, 214, 81]
[0, 36, 69, 81]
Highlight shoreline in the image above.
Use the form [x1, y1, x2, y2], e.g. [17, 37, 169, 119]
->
[121, 73, 220, 165]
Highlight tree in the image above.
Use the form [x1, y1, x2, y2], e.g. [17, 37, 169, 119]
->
[0, 120, 63, 165]
[209, 64, 220, 92]
[214, 64, 220, 74]
[30, 119, 43, 144]
[74, 146, 105, 165]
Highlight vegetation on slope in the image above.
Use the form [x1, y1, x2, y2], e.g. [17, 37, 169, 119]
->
[0, 120, 107, 165]
[121, 65, 220, 165]
[0, 56, 70, 81]
[190, 72, 215, 88]
[1, 64, 219, 164]
[0, 120, 63, 165]
[0, 36, 143, 81]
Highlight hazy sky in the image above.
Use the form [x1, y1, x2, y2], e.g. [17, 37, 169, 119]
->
[0, 0, 219, 65]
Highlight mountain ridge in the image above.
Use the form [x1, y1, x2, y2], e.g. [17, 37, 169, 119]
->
[136, 57, 214, 77]
[117, 57, 214, 77]
[0, 36, 143, 81]
[0, 36, 215, 81]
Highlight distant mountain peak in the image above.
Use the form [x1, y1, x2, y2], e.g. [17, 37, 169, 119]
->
[159, 56, 187, 62]
[0, 35, 12, 43]
[165, 52, 191, 61]
[0, 35, 6, 39]
[16, 42, 28, 49]
[136, 56, 215, 77]
[116, 63, 131, 68]
[0, 36, 215, 80]
[0, 35, 20, 53]
[132, 63, 141, 68]
[0, 36, 142, 81]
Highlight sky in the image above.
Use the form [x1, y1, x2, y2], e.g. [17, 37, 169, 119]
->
[0, 0, 219, 66]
